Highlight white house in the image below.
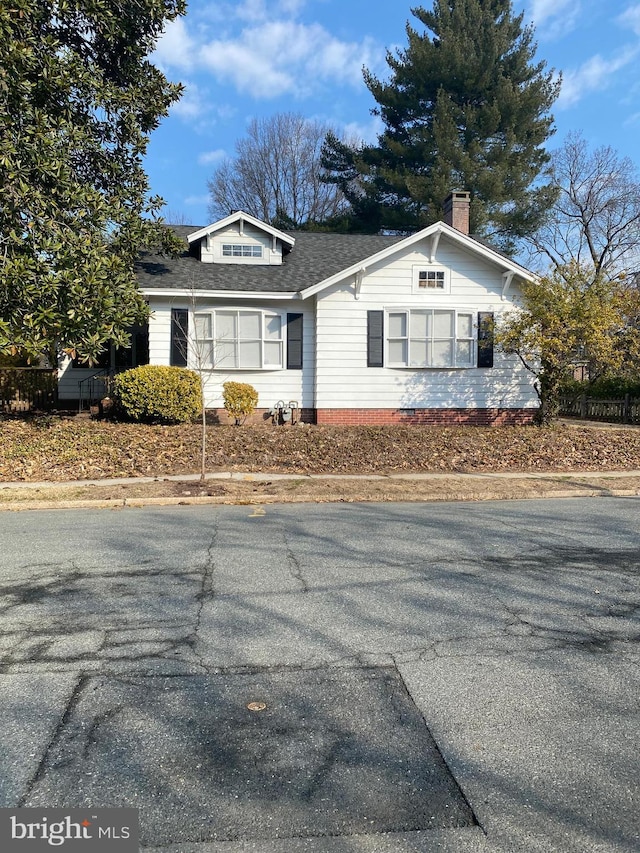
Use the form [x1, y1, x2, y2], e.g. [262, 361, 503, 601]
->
[60, 192, 539, 424]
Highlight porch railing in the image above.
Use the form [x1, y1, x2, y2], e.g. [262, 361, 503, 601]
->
[77, 370, 115, 413]
[0, 368, 58, 412]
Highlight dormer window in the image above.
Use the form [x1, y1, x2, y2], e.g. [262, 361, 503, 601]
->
[222, 244, 263, 258]
[187, 211, 294, 265]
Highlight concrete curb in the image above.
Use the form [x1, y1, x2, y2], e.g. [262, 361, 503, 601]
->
[0, 483, 638, 512]
[3, 469, 640, 489]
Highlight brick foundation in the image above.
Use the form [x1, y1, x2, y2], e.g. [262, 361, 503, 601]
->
[205, 407, 536, 426]
[314, 408, 536, 426]
[206, 407, 316, 425]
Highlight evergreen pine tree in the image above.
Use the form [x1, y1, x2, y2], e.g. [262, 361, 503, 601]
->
[323, 0, 560, 249]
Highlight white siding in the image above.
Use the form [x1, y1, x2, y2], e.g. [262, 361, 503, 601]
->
[148, 296, 315, 410]
[57, 358, 96, 401]
[148, 299, 173, 366]
[315, 235, 537, 410]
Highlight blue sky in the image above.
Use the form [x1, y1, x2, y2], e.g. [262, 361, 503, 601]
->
[147, 0, 640, 226]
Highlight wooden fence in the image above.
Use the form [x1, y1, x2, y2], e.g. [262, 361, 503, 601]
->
[0, 368, 59, 412]
[559, 394, 640, 425]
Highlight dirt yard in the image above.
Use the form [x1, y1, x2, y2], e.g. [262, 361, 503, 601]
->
[1, 416, 639, 508]
[2, 418, 640, 482]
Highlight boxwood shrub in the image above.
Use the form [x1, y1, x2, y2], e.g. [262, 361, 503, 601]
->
[113, 365, 202, 423]
[223, 381, 259, 424]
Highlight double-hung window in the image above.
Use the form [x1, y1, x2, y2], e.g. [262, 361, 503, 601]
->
[387, 309, 475, 368]
[194, 310, 283, 369]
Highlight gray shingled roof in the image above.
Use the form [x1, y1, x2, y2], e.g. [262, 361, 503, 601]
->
[136, 229, 405, 293]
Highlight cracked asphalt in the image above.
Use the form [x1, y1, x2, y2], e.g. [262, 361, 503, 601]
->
[0, 497, 638, 852]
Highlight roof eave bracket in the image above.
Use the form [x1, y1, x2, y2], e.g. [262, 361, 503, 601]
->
[354, 267, 365, 300]
[501, 271, 515, 301]
[429, 231, 441, 263]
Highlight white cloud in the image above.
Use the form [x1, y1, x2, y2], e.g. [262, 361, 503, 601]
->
[199, 34, 292, 98]
[527, 0, 582, 38]
[307, 33, 379, 86]
[184, 194, 211, 206]
[169, 81, 206, 119]
[153, 7, 382, 102]
[197, 149, 227, 165]
[153, 18, 196, 71]
[617, 4, 640, 35]
[277, 0, 307, 14]
[557, 45, 640, 108]
[530, 0, 574, 20]
[236, 0, 268, 21]
[198, 21, 378, 99]
[341, 116, 384, 146]
[198, 0, 306, 27]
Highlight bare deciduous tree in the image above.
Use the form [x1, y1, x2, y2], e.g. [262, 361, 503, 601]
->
[526, 133, 640, 280]
[160, 208, 195, 226]
[207, 113, 349, 227]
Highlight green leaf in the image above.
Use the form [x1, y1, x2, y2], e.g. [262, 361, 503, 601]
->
[0, 0, 185, 363]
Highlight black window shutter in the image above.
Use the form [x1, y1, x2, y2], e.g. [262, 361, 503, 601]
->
[477, 311, 494, 368]
[170, 308, 188, 367]
[367, 311, 384, 367]
[286, 313, 303, 370]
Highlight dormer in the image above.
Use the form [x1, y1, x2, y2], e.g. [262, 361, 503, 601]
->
[186, 211, 295, 265]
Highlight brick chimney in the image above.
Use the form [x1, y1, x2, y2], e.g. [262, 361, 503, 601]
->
[443, 191, 470, 235]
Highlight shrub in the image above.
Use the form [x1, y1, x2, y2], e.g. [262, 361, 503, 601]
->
[223, 381, 258, 424]
[113, 365, 202, 423]
[588, 376, 640, 399]
[559, 375, 640, 400]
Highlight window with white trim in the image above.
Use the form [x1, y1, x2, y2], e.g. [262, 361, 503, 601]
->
[222, 244, 263, 258]
[387, 309, 475, 368]
[418, 269, 445, 289]
[194, 310, 283, 369]
[412, 266, 449, 293]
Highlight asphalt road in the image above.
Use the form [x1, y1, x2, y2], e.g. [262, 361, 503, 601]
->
[0, 497, 638, 852]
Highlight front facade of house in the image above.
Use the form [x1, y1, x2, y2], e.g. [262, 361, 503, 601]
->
[59, 192, 539, 424]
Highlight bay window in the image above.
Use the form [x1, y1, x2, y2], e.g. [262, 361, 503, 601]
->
[194, 310, 283, 369]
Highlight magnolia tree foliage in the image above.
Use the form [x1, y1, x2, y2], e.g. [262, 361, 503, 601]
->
[0, 0, 186, 364]
[496, 265, 640, 424]
[322, 0, 559, 248]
